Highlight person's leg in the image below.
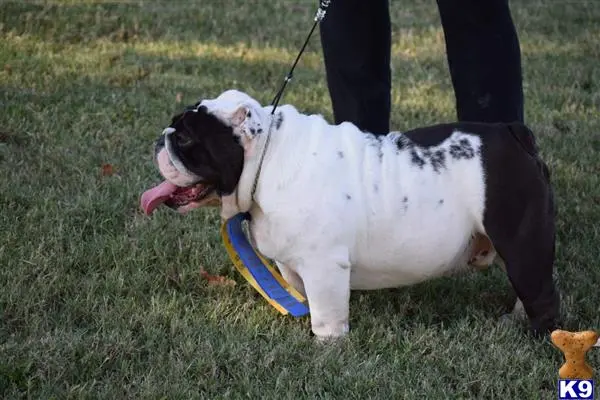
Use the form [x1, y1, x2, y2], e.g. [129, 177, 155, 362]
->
[319, 0, 391, 135]
[436, 0, 524, 123]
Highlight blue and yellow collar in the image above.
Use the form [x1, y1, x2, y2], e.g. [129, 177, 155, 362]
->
[220, 212, 309, 317]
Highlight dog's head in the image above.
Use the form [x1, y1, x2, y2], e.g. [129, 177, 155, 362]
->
[140, 90, 268, 216]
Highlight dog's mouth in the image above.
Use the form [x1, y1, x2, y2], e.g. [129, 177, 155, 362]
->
[140, 180, 216, 215]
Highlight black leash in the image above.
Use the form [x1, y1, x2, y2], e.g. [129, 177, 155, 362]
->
[269, 0, 331, 115]
[251, 0, 331, 199]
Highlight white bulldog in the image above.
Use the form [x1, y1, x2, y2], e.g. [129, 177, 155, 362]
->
[141, 90, 560, 339]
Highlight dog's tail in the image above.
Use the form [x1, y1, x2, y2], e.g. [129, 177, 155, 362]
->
[508, 122, 556, 219]
[507, 122, 539, 157]
[507, 121, 552, 181]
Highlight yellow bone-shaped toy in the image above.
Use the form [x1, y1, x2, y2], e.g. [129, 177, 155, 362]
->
[551, 329, 599, 379]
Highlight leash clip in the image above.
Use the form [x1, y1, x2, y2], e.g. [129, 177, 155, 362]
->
[315, 0, 331, 21]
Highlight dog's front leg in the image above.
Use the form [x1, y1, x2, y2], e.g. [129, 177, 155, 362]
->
[299, 253, 351, 340]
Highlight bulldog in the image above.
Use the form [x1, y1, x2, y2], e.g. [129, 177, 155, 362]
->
[141, 89, 560, 339]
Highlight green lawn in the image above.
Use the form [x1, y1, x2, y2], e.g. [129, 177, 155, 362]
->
[1, 0, 599, 398]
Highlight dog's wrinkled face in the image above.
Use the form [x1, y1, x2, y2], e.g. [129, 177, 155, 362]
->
[141, 90, 266, 215]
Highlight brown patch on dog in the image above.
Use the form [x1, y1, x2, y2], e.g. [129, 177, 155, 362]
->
[468, 233, 494, 269]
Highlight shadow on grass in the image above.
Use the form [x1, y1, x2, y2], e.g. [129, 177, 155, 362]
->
[349, 268, 516, 326]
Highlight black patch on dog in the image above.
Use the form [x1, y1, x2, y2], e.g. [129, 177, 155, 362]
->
[401, 196, 409, 211]
[430, 150, 446, 173]
[377, 136, 384, 159]
[402, 126, 454, 147]
[337, 151, 344, 159]
[476, 121, 560, 335]
[250, 128, 256, 135]
[158, 105, 244, 195]
[345, 194, 352, 200]
[410, 149, 426, 168]
[396, 135, 415, 151]
[396, 136, 407, 150]
[449, 138, 475, 160]
[275, 112, 284, 130]
[183, 101, 202, 113]
[365, 133, 385, 159]
[373, 184, 379, 193]
[247, 111, 252, 118]
[396, 133, 448, 172]
[438, 199, 444, 205]
[257, 128, 263, 134]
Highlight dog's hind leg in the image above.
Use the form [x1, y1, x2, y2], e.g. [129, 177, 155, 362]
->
[483, 159, 560, 336]
[493, 259, 528, 321]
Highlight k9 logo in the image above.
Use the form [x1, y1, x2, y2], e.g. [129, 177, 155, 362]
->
[558, 379, 595, 399]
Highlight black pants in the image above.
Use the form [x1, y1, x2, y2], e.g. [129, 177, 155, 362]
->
[319, 0, 524, 135]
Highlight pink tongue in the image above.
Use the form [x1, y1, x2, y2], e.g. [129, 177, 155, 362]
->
[140, 181, 178, 215]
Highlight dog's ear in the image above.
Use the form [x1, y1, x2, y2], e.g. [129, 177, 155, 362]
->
[230, 104, 264, 141]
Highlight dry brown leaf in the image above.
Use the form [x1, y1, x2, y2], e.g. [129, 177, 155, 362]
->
[101, 163, 116, 176]
[200, 268, 236, 286]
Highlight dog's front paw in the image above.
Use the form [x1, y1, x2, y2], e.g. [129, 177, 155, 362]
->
[311, 320, 349, 341]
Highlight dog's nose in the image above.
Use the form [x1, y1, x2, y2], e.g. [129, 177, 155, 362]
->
[154, 135, 165, 156]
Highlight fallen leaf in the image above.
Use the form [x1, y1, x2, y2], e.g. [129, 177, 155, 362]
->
[200, 268, 236, 286]
[175, 92, 183, 103]
[4, 64, 11, 75]
[101, 163, 116, 176]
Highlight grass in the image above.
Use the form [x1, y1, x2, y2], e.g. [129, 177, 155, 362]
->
[1, 0, 599, 398]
